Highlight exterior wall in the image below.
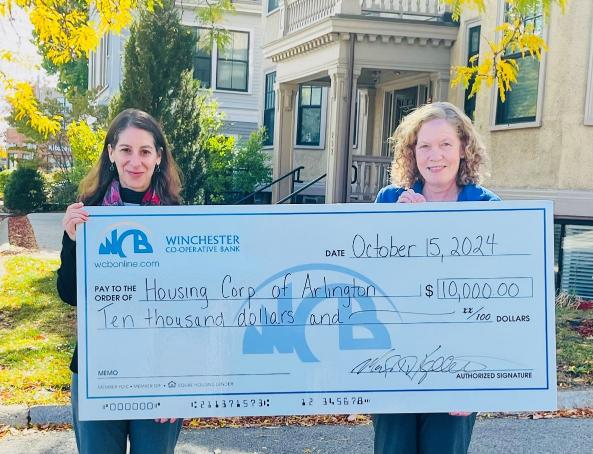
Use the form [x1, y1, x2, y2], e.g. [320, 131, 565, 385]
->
[89, 2, 262, 136]
[88, 27, 128, 104]
[180, 2, 262, 134]
[222, 120, 259, 138]
[451, 0, 593, 218]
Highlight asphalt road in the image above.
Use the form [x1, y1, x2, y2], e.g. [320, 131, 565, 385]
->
[1, 418, 593, 453]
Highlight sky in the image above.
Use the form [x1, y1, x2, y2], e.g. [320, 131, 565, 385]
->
[0, 6, 57, 143]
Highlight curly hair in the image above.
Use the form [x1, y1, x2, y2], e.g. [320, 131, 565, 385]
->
[389, 102, 488, 188]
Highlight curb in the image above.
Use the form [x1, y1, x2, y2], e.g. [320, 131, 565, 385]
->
[1, 389, 592, 428]
[0, 217, 8, 248]
[558, 389, 593, 409]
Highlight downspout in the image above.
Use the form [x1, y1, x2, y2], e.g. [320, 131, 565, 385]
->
[341, 33, 356, 203]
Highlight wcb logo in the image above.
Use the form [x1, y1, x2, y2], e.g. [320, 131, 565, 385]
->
[99, 228, 153, 258]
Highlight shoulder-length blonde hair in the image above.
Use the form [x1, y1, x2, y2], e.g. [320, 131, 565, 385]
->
[78, 109, 182, 206]
[390, 101, 488, 188]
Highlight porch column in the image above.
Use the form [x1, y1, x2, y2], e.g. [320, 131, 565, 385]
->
[272, 82, 297, 203]
[326, 68, 359, 203]
[430, 71, 450, 102]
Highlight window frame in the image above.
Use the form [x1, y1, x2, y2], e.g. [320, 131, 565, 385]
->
[216, 30, 250, 93]
[267, 0, 279, 14]
[490, 0, 548, 130]
[295, 84, 325, 148]
[193, 27, 213, 89]
[463, 23, 481, 121]
[263, 71, 276, 147]
[190, 27, 252, 94]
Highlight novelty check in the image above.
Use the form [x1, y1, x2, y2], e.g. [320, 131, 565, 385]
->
[76, 201, 556, 420]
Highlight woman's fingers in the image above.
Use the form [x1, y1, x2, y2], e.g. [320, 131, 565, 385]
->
[397, 189, 426, 204]
[449, 411, 472, 417]
[63, 202, 89, 241]
[154, 418, 178, 423]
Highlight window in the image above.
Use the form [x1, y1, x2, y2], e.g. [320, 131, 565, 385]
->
[296, 85, 323, 146]
[495, 5, 543, 125]
[268, 0, 279, 12]
[464, 25, 480, 121]
[217, 31, 249, 92]
[193, 28, 212, 89]
[192, 28, 250, 92]
[93, 33, 110, 90]
[263, 72, 276, 146]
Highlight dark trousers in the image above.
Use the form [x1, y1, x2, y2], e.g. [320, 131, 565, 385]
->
[71, 374, 183, 454]
[373, 413, 477, 454]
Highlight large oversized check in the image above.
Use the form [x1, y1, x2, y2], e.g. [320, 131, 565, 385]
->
[76, 201, 556, 420]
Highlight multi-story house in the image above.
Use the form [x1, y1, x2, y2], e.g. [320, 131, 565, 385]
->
[88, 0, 263, 138]
[261, 0, 593, 297]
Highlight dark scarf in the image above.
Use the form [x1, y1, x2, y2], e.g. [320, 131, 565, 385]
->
[101, 180, 161, 206]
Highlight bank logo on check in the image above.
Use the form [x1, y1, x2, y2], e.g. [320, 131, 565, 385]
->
[99, 226, 154, 258]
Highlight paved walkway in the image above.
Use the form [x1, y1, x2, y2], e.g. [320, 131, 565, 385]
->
[0, 212, 64, 253]
[2, 418, 593, 454]
[0, 216, 7, 249]
[27, 213, 63, 252]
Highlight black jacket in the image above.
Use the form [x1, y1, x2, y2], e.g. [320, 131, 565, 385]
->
[57, 187, 151, 373]
[57, 232, 79, 372]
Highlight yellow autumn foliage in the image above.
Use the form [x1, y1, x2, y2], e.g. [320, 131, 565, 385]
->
[5, 81, 62, 137]
[0, 0, 158, 137]
[66, 120, 105, 169]
[450, 0, 564, 103]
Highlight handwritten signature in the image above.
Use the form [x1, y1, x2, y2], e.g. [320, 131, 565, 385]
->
[350, 345, 489, 384]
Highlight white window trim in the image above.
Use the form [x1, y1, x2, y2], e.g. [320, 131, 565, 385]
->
[266, 0, 280, 16]
[195, 27, 253, 95]
[584, 20, 593, 125]
[489, 0, 548, 131]
[215, 27, 253, 95]
[293, 85, 328, 150]
[458, 17, 481, 109]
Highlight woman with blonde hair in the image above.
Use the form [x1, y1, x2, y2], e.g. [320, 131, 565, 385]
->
[57, 109, 183, 453]
[374, 101, 499, 453]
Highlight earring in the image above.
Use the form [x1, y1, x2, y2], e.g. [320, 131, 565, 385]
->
[155, 164, 161, 173]
[110, 162, 115, 172]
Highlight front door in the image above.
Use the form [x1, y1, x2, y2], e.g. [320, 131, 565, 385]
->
[381, 86, 427, 156]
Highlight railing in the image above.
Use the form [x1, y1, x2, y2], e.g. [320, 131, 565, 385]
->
[360, 0, 444, 19]
[285, 0, 338, 34]
[350, 155, 391, 202]
[234, 166, 304, 204]
[280, 0, 447, 36]
[277, 173, 327, 204]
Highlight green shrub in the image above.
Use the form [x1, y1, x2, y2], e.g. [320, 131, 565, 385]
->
[45, 171, 78, 209]
[4, 165, 47, 214]
[0, 169, 13, 198]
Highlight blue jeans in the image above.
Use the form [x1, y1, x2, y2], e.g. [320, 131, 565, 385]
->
[372, 413, 477, 454]
[71, 374, 183, 454]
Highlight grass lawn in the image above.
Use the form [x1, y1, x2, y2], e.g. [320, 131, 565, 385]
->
[0, 255, 75, 405]
[0, 255, 591, 406]
[556, 304, 593, 388]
